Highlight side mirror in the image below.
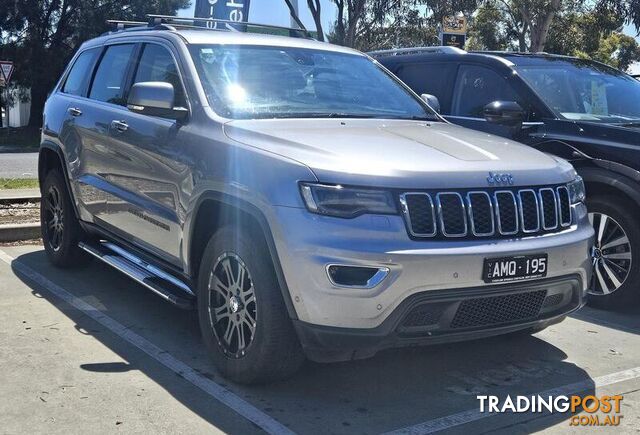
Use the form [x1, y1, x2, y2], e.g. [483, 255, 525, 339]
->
[421, 93, 440, 113]
[127, 82, 188, 121]
[483, 100, 524, 127]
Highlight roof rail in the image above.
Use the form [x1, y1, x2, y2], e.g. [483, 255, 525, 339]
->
[369, 46, 466, 58]
[104, 15, 315, 39]
[146, 14, 314, 39]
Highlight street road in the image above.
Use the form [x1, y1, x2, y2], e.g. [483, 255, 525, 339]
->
[1, 244, 640, 434]
[0, 152, 38, 178]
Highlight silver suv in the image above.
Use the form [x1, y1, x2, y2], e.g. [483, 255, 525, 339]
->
[40, 16, 594, 383]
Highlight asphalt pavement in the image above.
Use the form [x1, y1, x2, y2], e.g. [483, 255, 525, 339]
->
[0, 152, 38, 178]
[1, 244, 640, 434]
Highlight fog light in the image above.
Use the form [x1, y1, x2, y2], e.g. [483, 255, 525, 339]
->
[326, 264, 389, 288]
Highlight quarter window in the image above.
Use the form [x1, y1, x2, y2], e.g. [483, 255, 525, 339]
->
[452, 65, 520, 118]
[133, 44, 186, 107]
[89, 44, 135, 106]
[62, 48, 100, 96]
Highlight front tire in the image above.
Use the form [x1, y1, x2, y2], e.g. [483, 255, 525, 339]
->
[586, 194, 640, 308]
[40, 169, 91, 268]
[197, 225, 304, 384]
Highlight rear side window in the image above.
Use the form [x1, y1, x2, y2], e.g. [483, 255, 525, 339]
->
[62, 48, 100, 96]
[452, 65, 520, 117]
[133, 44, 186, 107]
[396, 63, 457, 114]
[89, 44, 135, 106]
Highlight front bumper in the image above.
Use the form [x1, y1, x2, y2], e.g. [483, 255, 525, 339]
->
[270, 202, 593, 331]
[293, 274, 584, 362]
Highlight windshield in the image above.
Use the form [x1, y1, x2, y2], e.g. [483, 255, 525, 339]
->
[517, 61, 640, 124]
[189, 44, 437, 120]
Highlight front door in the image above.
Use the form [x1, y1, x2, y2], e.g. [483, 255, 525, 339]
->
[445, 64, 541, 143]
[98, 42, 191, 265]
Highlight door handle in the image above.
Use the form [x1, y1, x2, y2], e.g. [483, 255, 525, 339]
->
[68, 107, 82, 117]
[110, 120, 129, 133]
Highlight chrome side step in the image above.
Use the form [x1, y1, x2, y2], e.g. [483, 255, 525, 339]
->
[79, 241, 195, 309]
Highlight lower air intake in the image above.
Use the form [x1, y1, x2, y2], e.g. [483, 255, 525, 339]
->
[451, 290, 547, 329]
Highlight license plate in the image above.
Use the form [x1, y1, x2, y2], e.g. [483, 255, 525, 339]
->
[483, 254, 548, 283]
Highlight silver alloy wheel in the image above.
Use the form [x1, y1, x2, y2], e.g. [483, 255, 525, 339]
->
[588, 212, 632, 296]
[44, 185, 64, 252]
[207, 252, 257, 358]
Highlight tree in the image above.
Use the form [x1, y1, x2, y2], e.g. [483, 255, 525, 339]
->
[0, 0, 189, 127]
[329, 0, 478, 50]
[466, 1, 512, 50]
[307, 0, 325, 41]
[596, 0, 640, 35]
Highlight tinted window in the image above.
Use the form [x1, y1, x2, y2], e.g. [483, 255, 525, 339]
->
[62, 48, 100, 96]
[190, 45, 438, 120]
[134, 44, 186, 107]
[452, 65, 519, 117]
[517, 63, 640, 123]
[89, 44, 135, 105]
[396, 63, 457, 113]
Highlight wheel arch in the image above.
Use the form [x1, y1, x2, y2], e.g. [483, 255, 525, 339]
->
[577, 165, 640, 212]
[186, 192, 298, 320]
[38, 142, 80, 218]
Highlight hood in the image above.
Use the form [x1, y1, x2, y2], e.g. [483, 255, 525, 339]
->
[224, 119, 576, 189]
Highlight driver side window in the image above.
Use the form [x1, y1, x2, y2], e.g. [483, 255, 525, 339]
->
[133, 44, 187, 108]
[452, 65, 519, 118]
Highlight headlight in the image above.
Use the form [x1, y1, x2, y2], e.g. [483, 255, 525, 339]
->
[567, 176, 586, 204]
[299, 183, 397, 218]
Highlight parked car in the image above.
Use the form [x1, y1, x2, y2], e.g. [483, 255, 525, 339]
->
[40, 19, 593, 383]
[374, 47, 640, 308]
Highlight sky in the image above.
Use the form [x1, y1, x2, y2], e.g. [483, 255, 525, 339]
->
[177, 1, 640, 72]
[178, 0, 337, 33]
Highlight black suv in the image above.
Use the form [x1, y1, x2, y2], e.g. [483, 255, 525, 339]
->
[374, 47, 640, 308]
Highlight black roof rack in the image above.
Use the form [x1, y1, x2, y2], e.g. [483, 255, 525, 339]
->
[105, 15, 314, 39]
[369, 46, 466, 58]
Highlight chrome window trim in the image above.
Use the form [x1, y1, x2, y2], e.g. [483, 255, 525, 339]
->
[517, 189, 540, 233]
[399, 192, 437, 237]
[539, 187, 559, 230]
[466, 191, 495, 236]
[494, 190, 519, 235]
[436, 192, 468, 237]
[556, 186, 572, 227]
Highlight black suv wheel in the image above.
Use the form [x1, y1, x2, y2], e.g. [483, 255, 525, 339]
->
[41, 169, 92, 268]
[587, 195, 639, 308]
[197, 225, 304, 384]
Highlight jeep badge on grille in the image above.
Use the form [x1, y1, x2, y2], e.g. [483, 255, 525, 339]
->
[487, 172, 514, 186]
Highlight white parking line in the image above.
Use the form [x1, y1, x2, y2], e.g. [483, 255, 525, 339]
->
[0, 249, 295, 435]
[385, 366, 640, 434]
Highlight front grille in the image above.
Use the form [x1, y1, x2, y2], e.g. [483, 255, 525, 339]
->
[451, 290, 547, 329]
[401, 185, 572, 240]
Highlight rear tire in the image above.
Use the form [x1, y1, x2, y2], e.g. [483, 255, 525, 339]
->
[197, 225, 304, 384]
[586, 195, 640, 309]
[40, 169, 92, 268]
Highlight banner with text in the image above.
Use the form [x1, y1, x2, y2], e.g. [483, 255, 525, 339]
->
[194, 0, 251, 28]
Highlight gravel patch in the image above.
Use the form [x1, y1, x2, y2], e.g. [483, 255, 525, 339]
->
[0, 201, 40, 225]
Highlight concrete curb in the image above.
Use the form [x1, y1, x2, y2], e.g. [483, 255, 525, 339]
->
[0, 223, 41, 242]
